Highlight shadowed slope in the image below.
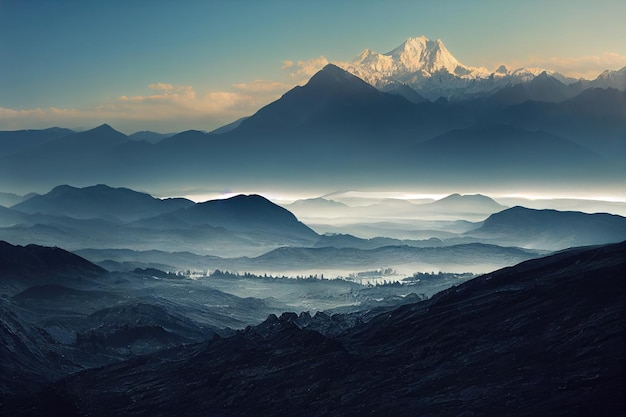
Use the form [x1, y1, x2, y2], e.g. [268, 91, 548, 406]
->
[11, 241, 624, 417]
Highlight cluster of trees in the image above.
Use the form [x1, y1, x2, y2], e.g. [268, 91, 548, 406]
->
[402, 271, 475, 283]
[208, 269, 326, 281]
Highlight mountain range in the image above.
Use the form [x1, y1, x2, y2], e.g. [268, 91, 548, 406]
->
[0, 37, 624, 195]
[12, 184, 194, 221]
[2, 184, 625, 277]
[0, 185, 319, 257]
[467, 206, 626, 249]
[343, 36, 626, 101]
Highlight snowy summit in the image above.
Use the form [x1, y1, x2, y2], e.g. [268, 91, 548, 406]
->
[341, 36, 569, 101]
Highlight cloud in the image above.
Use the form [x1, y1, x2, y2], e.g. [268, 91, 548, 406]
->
[0, 82, 262, 133]
[232, 80, 291, 94]
[109, 86, 259, 122]
[119, 83, 196, 102]
[0, 106, 102, 131]
[509, 52, 626, 79]
[0, 56, 330, 133]
[283, 56, 329, 82]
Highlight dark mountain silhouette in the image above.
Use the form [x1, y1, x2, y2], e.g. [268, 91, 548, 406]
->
[0, 241, 106, 297]
[485, 71, 579, 107]
[409, 125, 610, 184]
[468, 206, 626, 249]
[0, 124, 155, 191]
[12, 184, 194, 221]
[287, 197, 348, 209]
[209, 116, 249, 134]
[0, 127, 73, 157]
[313, 233, 420, 250]
[283, 197, 350, 218]
[0, 204, 32, 226]
[421, 193, 506, 214]
[135, 194, 318, 244]
[29, 124, 128, 154]
[503, 88, 626, 160]
[0, 241, 105, 279]
[0, 188, 320, 257]
[0, 68, 623, 194]
[234, 64, 419, 134]
[0, 298, 82, 396]
[10, 241, 623, 417]
[0, 191, 36, 207]
[127, 131, 174, 144]
[200, 64, 467, 178]
[243, 243, 537, 272]
[380, 81, 429, 103]
[578, 65, 626, 90]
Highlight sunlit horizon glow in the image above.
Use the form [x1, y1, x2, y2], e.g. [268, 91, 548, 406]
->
[500, 193, 626, 203]
[163, 189, 626, 205]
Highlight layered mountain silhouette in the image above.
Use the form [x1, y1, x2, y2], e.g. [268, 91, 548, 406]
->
[503, 88, 626, 160]
[484, 71, 579, 107]
[0, 241, 104, 279]
[2, 184, 626, 258]
[408, 125, 610, 184]
[0, 63, 623, 193]
[7, 241, 623, 417]
[425, 193, 504, 211]
[0, 127, 73, 157]
[132, 193, 319, 243]
[234, 64, 426, 135]
[468, 206, 626, 249]
[1, 185, 320, 257]
[13, 184, 194, 221]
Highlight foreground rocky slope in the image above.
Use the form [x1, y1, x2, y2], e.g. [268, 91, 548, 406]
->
[6, 241, 624, 416]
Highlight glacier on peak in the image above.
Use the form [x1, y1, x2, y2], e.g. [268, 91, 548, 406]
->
[348, 36, 487, 82]
[341, 36, 570, 101]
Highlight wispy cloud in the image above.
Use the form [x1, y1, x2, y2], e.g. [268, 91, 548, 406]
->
[232, 80, 292, 94]
[509, 52, 626, 79]
[0, 56, 331, 132]
[284, 56, 329, 82]
[119, 83, 196, 102]
[0, 83, 262, 133]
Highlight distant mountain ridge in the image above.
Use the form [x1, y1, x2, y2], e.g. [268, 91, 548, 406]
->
[2, 185, 320, 256]
[13, 184, 194, 221]
[144, 194, 319, 242]
[0, 240, 105, 282]
[0, 127, 74, 157]
[468, 206, 626, 249]
[343, 36, 626, 101]
[233, 64, 422, 136]
[0, 59, 623, 194]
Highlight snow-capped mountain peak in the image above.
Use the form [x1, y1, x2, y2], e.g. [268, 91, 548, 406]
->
[386, 36, 463, 74]
[341, 36, 571, 101]
[348, 36, 486, 83]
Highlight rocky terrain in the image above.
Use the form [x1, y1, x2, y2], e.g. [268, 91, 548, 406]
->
[3, 241, 623, 416]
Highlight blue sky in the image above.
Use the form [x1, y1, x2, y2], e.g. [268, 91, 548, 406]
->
[1, 0, 625, 133]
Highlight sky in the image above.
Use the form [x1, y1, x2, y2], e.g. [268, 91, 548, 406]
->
[1, 0, 626, 134]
